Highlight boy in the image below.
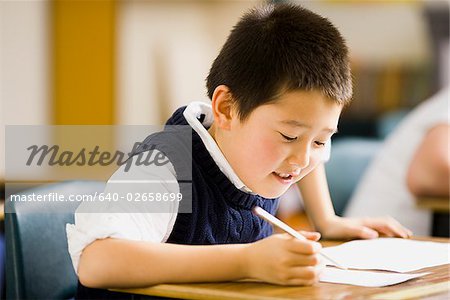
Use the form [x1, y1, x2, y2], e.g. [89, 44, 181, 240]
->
[67, 3, 411, 298]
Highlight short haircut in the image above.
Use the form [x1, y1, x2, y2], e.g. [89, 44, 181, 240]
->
[206, 3, 353, 121]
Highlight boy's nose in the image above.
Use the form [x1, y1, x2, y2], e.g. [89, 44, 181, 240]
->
[287, 147, 310, 169]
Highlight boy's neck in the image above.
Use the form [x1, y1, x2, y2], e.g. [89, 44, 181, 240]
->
[207, 122, 231, 159]
[207, 122, 229, 165]
[207, 122, 217, 142]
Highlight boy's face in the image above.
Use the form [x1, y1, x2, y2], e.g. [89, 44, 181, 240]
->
[217, 89, 342, 199]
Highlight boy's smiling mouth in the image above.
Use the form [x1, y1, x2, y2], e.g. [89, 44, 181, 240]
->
[272, 170, 301, 184]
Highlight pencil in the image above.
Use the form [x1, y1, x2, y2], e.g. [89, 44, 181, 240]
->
[253, 206, 348, 270]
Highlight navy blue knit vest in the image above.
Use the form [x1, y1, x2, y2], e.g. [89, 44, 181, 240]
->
[137, 106, 279, 244]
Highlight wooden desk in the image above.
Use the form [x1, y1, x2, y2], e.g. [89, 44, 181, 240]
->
[416, 197, 450, 237]
[114, 237, 450, 300]
[416, 197, 450, 213]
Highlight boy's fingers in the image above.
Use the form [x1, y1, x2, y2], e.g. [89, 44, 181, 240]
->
[406, 228, 414, 237]
[285, 252, 321, 267]
[298, 230, 321, 241]
[353, 226, 379, 239]
[362, 218, 411, 238]
[290, 265, 324, 282]
[287, 238, 322, 254]
[389, 218, 414, 238]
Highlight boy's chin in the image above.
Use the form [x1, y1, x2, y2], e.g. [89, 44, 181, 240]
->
[254, 187, 291, 199]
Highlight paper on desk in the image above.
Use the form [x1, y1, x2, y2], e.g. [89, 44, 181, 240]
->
[320, 267, 429, 287]
[321, 238, 450, 273]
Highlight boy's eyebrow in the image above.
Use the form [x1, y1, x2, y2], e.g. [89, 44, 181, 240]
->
[280, 120, 338, 134]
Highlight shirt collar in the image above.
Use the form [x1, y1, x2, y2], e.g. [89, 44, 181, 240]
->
[183, 101, 254, 194]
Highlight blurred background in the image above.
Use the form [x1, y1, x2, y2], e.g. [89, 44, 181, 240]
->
[1, 0, 449, 211]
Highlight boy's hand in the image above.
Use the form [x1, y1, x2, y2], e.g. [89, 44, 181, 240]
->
[318, 215, 413, 240]
[244, 231, 325, 286]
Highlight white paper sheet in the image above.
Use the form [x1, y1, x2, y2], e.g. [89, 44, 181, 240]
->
[320, 267, 429, 287]
[321, 238, 450, 273]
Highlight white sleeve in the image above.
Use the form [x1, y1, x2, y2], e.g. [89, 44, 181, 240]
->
[66, 152, 179, 274]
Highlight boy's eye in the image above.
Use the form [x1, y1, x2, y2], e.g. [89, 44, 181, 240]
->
[315, 141, 326, 147]
[280, 133, 297, 142]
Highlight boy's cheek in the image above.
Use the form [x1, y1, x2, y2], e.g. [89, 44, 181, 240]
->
[252, 141, 284, 166]
[297, 156, 322, 180]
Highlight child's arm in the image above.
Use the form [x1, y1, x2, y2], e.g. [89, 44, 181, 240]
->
[78, 231, 323, 288]
[298, 164, 412, 239]
[406, 124, 450, 197]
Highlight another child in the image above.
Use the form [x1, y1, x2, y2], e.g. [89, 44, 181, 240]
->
[345, 87, 449, 236]
[67, 4, 411, 298]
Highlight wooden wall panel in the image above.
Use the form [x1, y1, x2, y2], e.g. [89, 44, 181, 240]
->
[52, 0, 115, 125]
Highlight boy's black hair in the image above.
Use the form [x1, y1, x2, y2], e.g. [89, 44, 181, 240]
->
[206, 3, 352, 121]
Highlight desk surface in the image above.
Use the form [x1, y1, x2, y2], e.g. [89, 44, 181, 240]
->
[115, 237, 450, 300]
[416, 197, 450, 213]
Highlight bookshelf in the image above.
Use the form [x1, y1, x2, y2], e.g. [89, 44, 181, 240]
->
[347, 61, 433, 120]
[306, 0, 450, 138]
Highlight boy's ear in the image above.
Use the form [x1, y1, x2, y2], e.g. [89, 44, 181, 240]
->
[211, 85, 235, 130]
